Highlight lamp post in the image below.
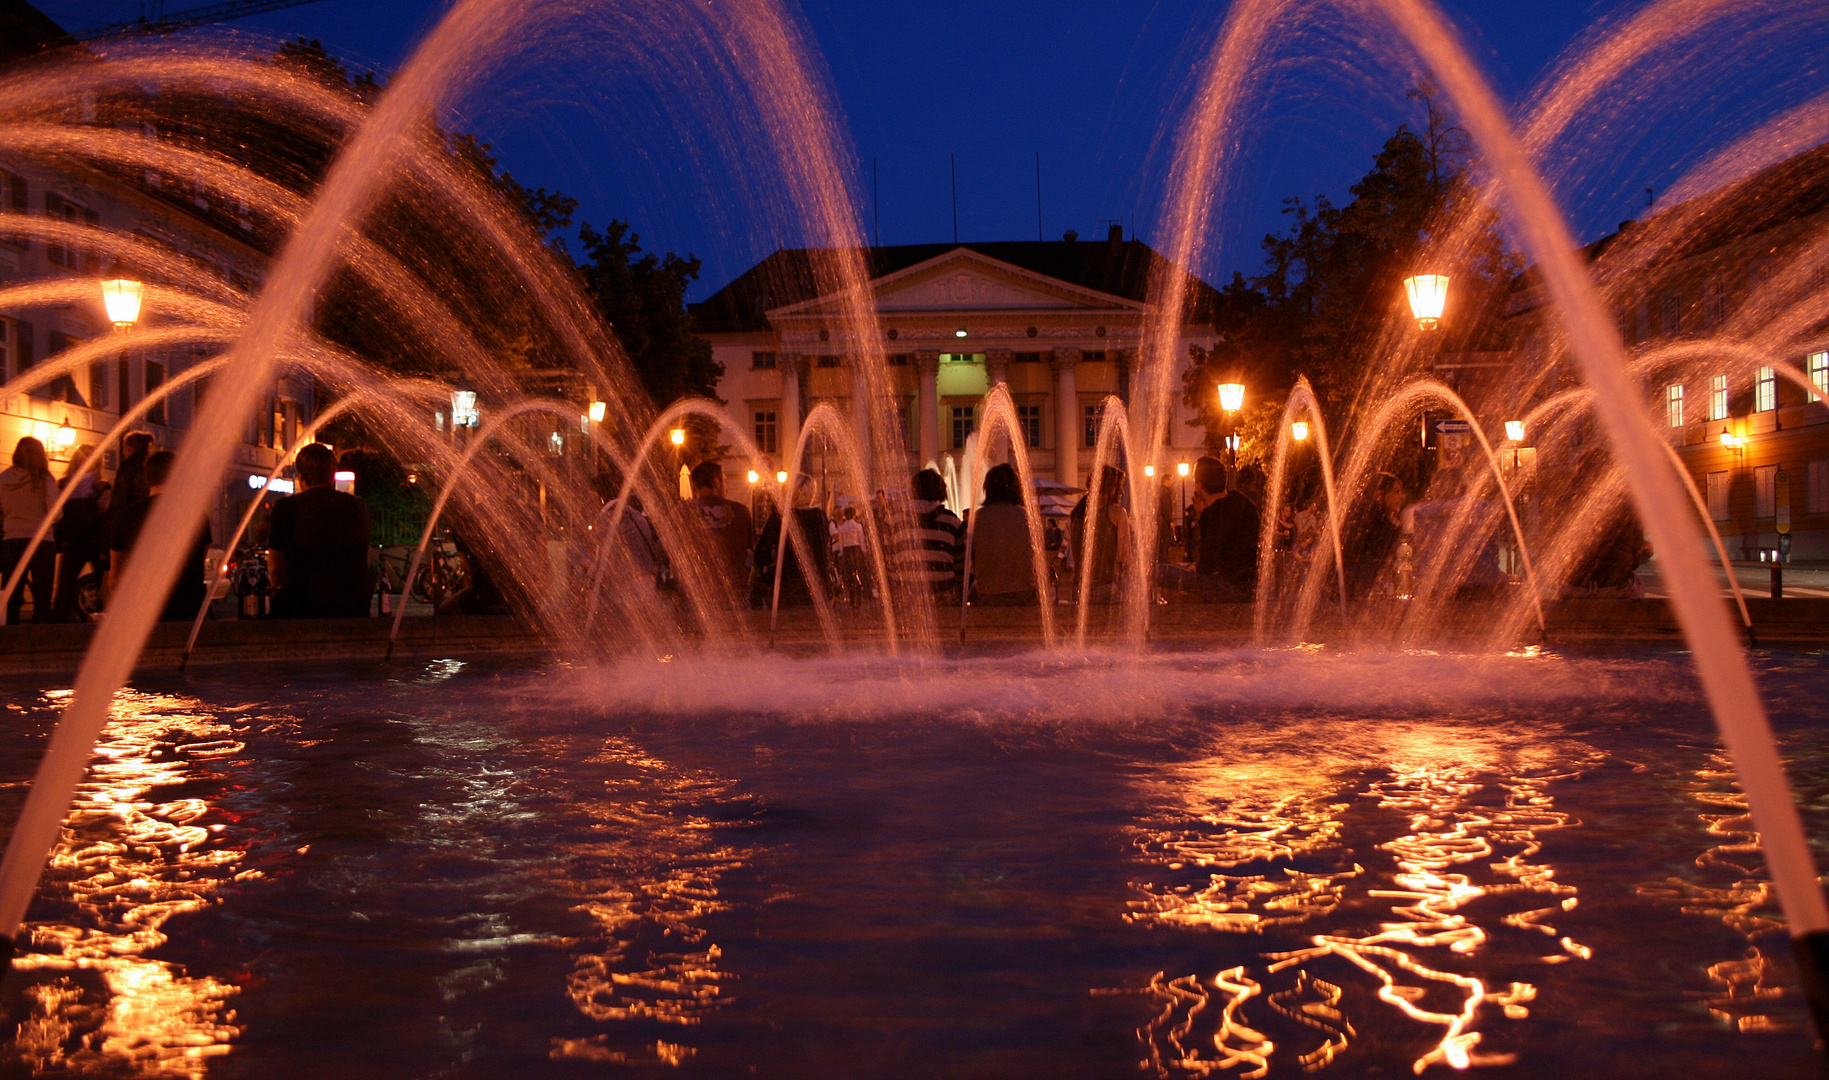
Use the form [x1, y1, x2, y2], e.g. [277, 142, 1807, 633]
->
[1218, 381, 1245, 467]
[1175, 460, 1191, 555]
[100, 279, 143, 331]
[1403, 274, 1449, 330]
[1291, 420, 1309, 443]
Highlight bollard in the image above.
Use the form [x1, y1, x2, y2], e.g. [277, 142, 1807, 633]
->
[1773, 563, 1784, 600]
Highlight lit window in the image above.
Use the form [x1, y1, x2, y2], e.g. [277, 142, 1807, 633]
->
[1017, 404, 1043, 448]
[1707, 470, 1730, 521]
[1809, 352, 1827, 403]
[1666, 384, 1684, 428]
[1756, 366, 1776, 412]
[1710, 374, 1729, 421]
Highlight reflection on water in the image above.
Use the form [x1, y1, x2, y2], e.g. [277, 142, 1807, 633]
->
[548, 736, 747, 1067]
[4, 689, 249, 1077]
[1636, 751, 1793, 1034]
[1127, 735, 1595, 1076]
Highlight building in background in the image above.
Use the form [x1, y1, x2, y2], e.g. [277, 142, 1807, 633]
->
[692, 227, 1220, 502]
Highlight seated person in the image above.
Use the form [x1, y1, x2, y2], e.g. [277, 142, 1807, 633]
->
[107, 450, 211, 621]
[268, 443, 373, 618]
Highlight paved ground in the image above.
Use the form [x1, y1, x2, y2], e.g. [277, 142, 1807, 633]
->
[1640, 561, 1829, 599]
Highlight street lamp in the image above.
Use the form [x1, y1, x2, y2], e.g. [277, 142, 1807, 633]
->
[588, 400, 607, 423]
[53, 419, 76, 451]
[669, 427, 687, 447]
[1142, 464, 1156, 478]
[100, 279, 143, 330]
[1291, 421, 1310, 442]
[1504, 420, 1526, 442]
[747, 469, 760, 484]
[1217, 382, 1245, 414]
[776, 469, 789, 485]
[1403, 274, 1449, 330]
[1175, 461, 1190, 478]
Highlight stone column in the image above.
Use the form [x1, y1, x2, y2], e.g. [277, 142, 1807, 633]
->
[779, 353, 803, 471]
[850, 363, 873, 487]
[984, 349, 1012, 389]
[915, 350, 940, 468]
[1052, 348, 1081, 484]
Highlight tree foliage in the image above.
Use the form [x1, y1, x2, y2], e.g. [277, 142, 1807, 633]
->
[1183, 84, 1519, 458]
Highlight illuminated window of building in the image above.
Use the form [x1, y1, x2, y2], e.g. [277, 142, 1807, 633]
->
[1756, 366, 1776, 412]
[1666, 384, 1684, 428]
[1809, 352, 1828, 403]
[1710, 374, 1729, 421]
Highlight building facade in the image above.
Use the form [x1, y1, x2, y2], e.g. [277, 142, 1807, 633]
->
[691, 231, 1219, 497]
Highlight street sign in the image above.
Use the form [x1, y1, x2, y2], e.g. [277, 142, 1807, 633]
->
[1777, 468, 1792, 534]
[1432, 419, 1472, 434]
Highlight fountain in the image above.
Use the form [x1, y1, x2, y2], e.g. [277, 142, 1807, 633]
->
[0, 0, 1827, 1072]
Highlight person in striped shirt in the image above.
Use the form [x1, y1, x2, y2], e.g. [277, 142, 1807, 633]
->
[888, 468, 964, 602]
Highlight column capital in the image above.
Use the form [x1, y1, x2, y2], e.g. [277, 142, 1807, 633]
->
[984, 349, 1012, 386]
[1050, 347, 1081, 372]
[913, 350, 941, 377]
[779, 352, 806, 375]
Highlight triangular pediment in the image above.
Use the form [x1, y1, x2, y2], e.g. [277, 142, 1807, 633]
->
[767, 248, 1148, 319]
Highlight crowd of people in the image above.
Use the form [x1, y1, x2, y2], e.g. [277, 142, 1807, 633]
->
[0, 433, 372, 625]
[580, 453, 1653, 615]
[0, 429, 1655, 628]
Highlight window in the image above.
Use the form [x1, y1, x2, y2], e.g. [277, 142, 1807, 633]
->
[118, 359, 131, 417]
[1083, 403, 1102, 448]
[1703, 276, 1726, 327]
[1017, 404, 1043, 448]
[753, 409, 777, 454]
[1660, 292, 1683, 336]
[751, 351, 776, 370]
[1666, 384, 1684, 428]
[0, 170, 25, 250]
[1809, 352, 1827, 403]
[816, 354, 841, 368]
[951, 405, 974, 449]
[1755, 465, 1778, 518]
[1013, 352, 1042, 364]
[1809, 460, 1829, 515]
[1708, 470, 1730, 521]
[146, 361, 166, 425]
[43, 192, 97, 270]
[1635, 302, 1650, 343]
[41, 330, 87, 405]
[1756, 366, 1777, 412]
[887, 353, 909, 366]
[1710, 374, 1729, 421]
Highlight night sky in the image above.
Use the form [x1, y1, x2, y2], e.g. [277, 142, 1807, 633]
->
[35, 0, 1829, 299]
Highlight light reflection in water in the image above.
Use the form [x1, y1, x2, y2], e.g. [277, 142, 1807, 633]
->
[4, 689, 249, 1077]
[1636, 751, 1792, 1033]
[548, 736, 747, 1067]
[1125, 740, 1595, 1076]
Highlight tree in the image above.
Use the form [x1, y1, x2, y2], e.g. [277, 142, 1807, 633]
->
[576, 219, 722, 406]
[1183, 86, 1519, 459]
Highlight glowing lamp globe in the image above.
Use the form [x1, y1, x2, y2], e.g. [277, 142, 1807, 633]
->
[1176, 461, 1190, 478]
[1505, 420, 1526, 442]
[1217, 382, 1245, 413]
[669, 427, 687, 447]
[588, 401, 607, 423]
[1403, 274, 1449, 330]
[747, 469, 760, 484]
[1291, 421, 1310, 442]
[775, 470, 789, 484]
[1143, 464, 1156, 477]
[101, 279, 143, 330]
[54, 420, 76, 450]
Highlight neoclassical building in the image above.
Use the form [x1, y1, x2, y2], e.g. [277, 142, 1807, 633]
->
[690, 229, 1220, 494]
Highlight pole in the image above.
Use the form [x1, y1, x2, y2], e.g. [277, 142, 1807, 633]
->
[873, 157, 880, 248]
[951, 153, 958, 244]
[1035, 151, 1043, 241]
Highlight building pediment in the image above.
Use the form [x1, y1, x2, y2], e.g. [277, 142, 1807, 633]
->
[767, 248, 1149, 321]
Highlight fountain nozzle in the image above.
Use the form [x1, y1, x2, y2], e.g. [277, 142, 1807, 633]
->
[1792, 930, 1829, 1051]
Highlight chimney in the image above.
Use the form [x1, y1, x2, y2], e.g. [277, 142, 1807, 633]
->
[1108, 223, 1123, 244]
[1062, 229, 1078, 242]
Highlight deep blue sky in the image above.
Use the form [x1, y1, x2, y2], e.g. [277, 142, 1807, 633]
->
[38, 0, 1828, 299]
